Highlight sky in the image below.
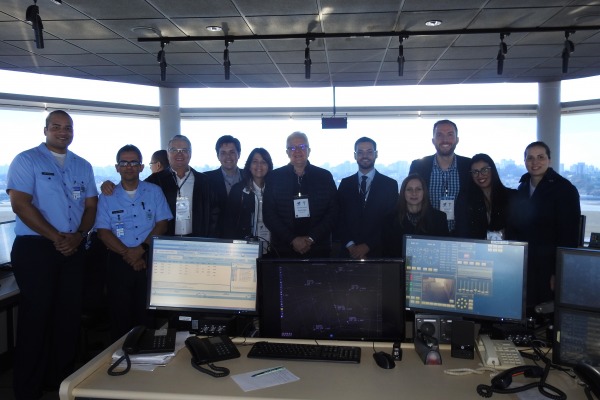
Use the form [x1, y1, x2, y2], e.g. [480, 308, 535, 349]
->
[0, 71, 599, 172]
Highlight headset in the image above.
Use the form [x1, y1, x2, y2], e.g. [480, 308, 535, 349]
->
[476, 364, 566, 399]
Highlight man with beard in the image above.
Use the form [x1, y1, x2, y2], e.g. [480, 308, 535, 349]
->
[337, 137, 398, 258]
[409, 120, 471, 234]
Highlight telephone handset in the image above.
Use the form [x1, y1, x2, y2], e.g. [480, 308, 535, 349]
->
[185, 335, 240, 378]
[107, 326, 176, 376]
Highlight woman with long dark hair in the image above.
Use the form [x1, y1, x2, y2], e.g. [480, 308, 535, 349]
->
[383, 173, 449, 257]
[223, 148, 273, 252]
[456, 153, 516, 240]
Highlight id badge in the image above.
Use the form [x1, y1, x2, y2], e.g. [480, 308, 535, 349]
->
[487, 230, 504, 240]
[115, 222, 125, 238]
[176, 196, 191, 221]
[72, 186, 82, 200]
[440, 199, 455, 221]
[293, 197, 310, 218]
[146, 210, 153, 221]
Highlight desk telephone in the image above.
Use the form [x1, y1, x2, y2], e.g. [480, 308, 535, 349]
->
[122, 325, 176, 354]
[185, 335, 240, 377]
[477, 334, 524, 370]
[107, 326, 176, 376]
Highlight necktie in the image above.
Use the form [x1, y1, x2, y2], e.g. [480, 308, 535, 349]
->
[360, 175, 368, 202]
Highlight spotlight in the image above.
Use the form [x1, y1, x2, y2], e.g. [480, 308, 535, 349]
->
[25, 0, 44, 49]
[304, 37, 312, 79]
[562, 31, 575, 74]
[224, 40, 232, 80]
[496, 33, 509, 75]
[157, 42, 167, 82]
[397, 36, 407, 77]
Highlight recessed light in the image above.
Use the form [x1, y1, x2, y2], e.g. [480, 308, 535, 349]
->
[425, 20, 443, 27]
[206, 26, 223, 32]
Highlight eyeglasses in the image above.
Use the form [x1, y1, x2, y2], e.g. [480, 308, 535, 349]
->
[168, 147, 191, 155]
[286, 144, 308, 152]
[470, 167, 492, 176]
[117, 160, 141, 168]
[149, 162, 157, 165]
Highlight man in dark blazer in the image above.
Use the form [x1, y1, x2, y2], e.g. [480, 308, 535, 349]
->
[409, 119, 471, 234]
[338, 137, 398, 258]
[204, 135, 244, 235]
[146, 134, 220, 237]
[263, 132, 338, 258]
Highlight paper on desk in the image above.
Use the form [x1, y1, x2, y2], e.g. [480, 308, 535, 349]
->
[232, 367, 299, 392]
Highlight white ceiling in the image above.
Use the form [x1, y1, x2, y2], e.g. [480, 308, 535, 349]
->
[1, 0, 600, 89]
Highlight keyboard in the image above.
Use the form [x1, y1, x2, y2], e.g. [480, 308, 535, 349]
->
[247, 341, 361, 363]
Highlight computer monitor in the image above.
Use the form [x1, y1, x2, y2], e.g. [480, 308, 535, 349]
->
[554, 247, 600, 367]
[257, 258, 405, 342]
[147, 236, 261, 315]
[403, 235, 528, 323]
[0, 221, 16, 266]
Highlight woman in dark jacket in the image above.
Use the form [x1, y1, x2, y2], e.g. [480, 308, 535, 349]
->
[456, 153, 516, 240]
[507, 141, 581, 309]
[222, 148, 273, 252]
[383, 173, 449, 257]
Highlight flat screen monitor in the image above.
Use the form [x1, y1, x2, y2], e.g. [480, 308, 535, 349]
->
[554, 247, 600, 367]
[147, 236, 261, 315]
[258, 258, 405, 342]
[403, 235, 528, 323]
[555, 247, 600, 310]
[0, 221, 16, 266]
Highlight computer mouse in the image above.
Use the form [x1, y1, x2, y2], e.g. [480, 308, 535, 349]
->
[373, 351, 396, 369]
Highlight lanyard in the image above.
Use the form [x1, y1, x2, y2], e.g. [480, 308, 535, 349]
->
[171, 169, 191, 196]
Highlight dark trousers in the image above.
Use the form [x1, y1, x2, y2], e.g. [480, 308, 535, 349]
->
[11, 236, 85, 400]
[106, 250, 150, 342]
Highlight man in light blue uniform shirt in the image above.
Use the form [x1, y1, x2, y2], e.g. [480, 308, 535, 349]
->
[96, 144, 172, 341]
[7, 110, 98, 400]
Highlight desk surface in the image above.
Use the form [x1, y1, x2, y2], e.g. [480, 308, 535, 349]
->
[60, 337, 586, 400]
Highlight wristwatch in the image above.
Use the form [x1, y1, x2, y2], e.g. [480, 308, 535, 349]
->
[78, 230, 88, 240]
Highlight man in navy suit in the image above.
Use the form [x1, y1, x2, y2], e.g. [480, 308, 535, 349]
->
[337, 137, 398, 259]
[409, 120, 471, 234]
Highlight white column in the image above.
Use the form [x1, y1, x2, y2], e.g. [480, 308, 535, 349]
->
[537, 82, 561, 171]
[159, 87, 180, 149]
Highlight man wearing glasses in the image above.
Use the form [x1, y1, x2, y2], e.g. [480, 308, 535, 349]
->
[103, 135, 220, 236]
[409, 119, 471, 234]
[95, 144, 172, 341]
[337, 137, 398, 259]
[146, 135, 220, 237]
[263, 131, 338, 257]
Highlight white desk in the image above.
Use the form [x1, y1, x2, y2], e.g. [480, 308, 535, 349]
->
[60, 337, 586, 400]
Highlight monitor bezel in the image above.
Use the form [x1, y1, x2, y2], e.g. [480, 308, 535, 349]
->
[257, 258, 405, 342]
[555, 246, 600, 312]
[553, 307, 600, 368]
[146, 235, 262, 316]
[403, 234, 528, 324]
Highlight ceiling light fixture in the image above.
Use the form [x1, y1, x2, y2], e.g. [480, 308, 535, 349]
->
[157, 42, 167, 81]
[224, 39, 233, 80]
[562, 31, 575, 74]
[25, 0, 44, 49]
[304, 37, 313, 79]
[425, 20, 442, 27]
[496, 33, 509, 75]
[397, 36, 408, 76]
[206, 26, 223, 32]
[50, 0, 62, 4]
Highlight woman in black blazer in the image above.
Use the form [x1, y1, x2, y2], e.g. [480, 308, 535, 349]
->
[383, 173, 449, 257]
[222, 148, 273, 253]
[456, 153, 516, 240]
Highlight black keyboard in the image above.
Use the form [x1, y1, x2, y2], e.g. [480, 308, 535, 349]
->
[247, 341, 361, 363]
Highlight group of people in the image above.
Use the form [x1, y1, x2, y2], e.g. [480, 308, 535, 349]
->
[6, 111, 581, 399]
